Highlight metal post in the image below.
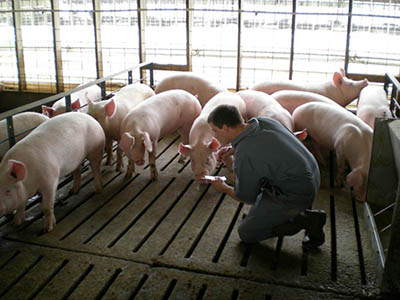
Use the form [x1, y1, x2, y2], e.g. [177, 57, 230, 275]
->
[51, 0, 64, 93]
[235, 0, 242, 91]
[65, 95, 72, 112]
[137, 0, 147, 82]
[93, 0, 104, 80]
[289, 0, 296, 80]
[11, 0, 27, 91]
[186, 0, 193, 71]
[344, 0, 353, 75]
[6, 116, 16, 149]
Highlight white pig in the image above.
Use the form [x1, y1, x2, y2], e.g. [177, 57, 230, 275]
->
[293, 102, 373, 202]
[0, 112, 49, 160]
[271, 90, 340, 115]
[251, 69, 368, 107]
[154, 72, 227, 107]
[179, 91, 247, 181]
[236, 89, 294, 131]
[119, 89, 202, 179]
[87, 83, 155, 172]
[0, 112, 105, 232]
[357, 85, 392, 130]
[42, 83, 102, 117]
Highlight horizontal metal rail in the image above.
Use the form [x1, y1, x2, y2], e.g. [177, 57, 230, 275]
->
[0, 61, 154, 149]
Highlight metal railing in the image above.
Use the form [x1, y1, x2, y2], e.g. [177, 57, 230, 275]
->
[0, 61, 154, 150]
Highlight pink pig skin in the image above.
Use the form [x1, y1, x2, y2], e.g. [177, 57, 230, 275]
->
[87, 83, 155, 172]
[0, 112, 49, 161]
[0, 112, 105, 232]
[236, 90, 294, 131]
[271, 90, 340, 115]
[119, 89, 201, 180]
[357, 85, 392, 130]
[42, 84, 101, 117]
[154, 72, 227, 107]
[293, 102, 373, 202]
[179, 91, 247, 182]
[251, 69, 368, 107]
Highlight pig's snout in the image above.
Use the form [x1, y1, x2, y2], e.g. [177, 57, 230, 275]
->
[135, 160, 145, 166]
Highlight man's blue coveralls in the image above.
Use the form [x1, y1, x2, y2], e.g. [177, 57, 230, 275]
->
[232, 117, 320, 243]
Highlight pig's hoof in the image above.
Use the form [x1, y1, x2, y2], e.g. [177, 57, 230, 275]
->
[43, 217, 56, 233]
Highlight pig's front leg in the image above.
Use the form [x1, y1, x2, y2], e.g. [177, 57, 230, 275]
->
[41, 187, 57, 232]
[125, 160, 135, 179]
[13, 204, 26, 226]
[148, 149, 158, 180]
[105, 138, 113, 165]
[116, 147, 124, 172]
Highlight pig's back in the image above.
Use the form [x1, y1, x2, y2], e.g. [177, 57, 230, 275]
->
[155, 73, 225, 107]
[114, 83, 155, 109]
[358, 86, 388, 108]
[293, 102, 367, 148]
[251, 80, 306, 95]
[13, 112, 104, 176]
[202, 91, 246, 118]
[272, 90, 338, 114]
[125, 90, 201, 137]
[0, 112, 49, 160]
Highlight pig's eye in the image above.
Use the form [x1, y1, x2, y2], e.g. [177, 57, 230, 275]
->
[5, 190, 11, 196]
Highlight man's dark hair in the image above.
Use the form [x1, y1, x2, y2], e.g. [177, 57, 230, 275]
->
[207, 104, 244, 129]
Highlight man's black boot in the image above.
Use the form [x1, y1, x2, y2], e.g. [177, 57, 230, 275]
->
[295, 209, 327, 249]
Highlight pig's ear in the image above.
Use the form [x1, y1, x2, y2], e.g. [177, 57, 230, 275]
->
[119, 132, 135, 153]
[87, 98, 93, 106]
[339, 68, 346, 76]
[142, 132, 153, 153]
[208, 137, 220, 152]
[71, 99, 81, 111]
[179, 143, 192, 157]
[333, 71, 343, 87]
[294, 128, 307, 141]
[41, 105, 54, 118]
[7, 160, 26, 181]
[105, 99, 116, 118]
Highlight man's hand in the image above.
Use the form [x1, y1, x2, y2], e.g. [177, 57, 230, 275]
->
[201, 175, 231, 193]
[217, 146, 234, 162]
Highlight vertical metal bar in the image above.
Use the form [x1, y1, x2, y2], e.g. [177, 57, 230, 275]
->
[65, 95, 72, 112]
[289, 0, 296, 80]
[128, 70, 133, 84]
[137, 0, 147, 82]
[92, 0, 104, 80]
[149, 63, 154, 88]
[344, 0, 353, 74]
[186, 0, 193, 71]
[100, 81, 106, 100]
[51, 0, 64, 93]
[235, 0, 242, 91]
[6, 116, 16, 148]
[11, 0, 27, 91]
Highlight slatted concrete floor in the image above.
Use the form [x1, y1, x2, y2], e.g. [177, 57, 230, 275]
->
[0, 133, 380, 299]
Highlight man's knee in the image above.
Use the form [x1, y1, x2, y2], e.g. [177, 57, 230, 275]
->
[238, 222, 272, 244]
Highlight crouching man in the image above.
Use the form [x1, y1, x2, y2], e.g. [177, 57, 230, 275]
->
[204, 104, 326, 249]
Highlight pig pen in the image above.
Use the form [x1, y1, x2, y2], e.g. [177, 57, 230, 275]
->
[0, 131, 381, 300]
